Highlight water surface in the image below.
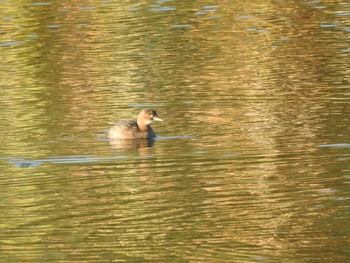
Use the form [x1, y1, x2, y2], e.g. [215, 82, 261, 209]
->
[0, 0, 349, 262]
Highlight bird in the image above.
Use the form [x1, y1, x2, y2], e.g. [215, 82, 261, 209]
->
[107, 108, 163, 139]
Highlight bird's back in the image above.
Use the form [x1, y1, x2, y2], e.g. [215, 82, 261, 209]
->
[107, 120, 152, 139]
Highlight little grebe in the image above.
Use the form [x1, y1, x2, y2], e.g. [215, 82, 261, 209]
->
[107, 108, 163, 139]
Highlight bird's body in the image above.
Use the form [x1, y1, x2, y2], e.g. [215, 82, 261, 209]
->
[107, 109, 162, 140]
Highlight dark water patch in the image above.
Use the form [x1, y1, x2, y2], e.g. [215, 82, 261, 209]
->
[236, 15, 255, 20]
[318, 143, 350, 148]
[336, 12, 350, 17]
[149, 6, 176, 12]
[9, 158, 42, 168]
[0, 41, 23, 47]
[203, 5, 220, 9]
[128, 103, 164, 108]
[320, 23, 339, 28]
[47, 137, 75, 143]
[26, 2, 52, 6]
[80, 6, 97, 11]
[170, 24, 192, 28]
[154, 135, 194, 141]
[47, 25, 60, 28]
[6, 155, 148, 168]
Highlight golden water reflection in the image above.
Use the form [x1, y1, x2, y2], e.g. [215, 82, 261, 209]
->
[0, 0, 349, 262]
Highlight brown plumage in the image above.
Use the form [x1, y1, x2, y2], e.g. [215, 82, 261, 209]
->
[107, 109, 163, 139]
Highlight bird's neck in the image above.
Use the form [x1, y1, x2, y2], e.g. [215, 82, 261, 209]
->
[137, 119, 149, 132]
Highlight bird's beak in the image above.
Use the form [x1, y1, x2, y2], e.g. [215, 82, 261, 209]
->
[153, 116, 163, 121]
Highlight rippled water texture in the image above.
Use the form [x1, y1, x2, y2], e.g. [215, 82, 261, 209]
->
[0, 0, 349, 262]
